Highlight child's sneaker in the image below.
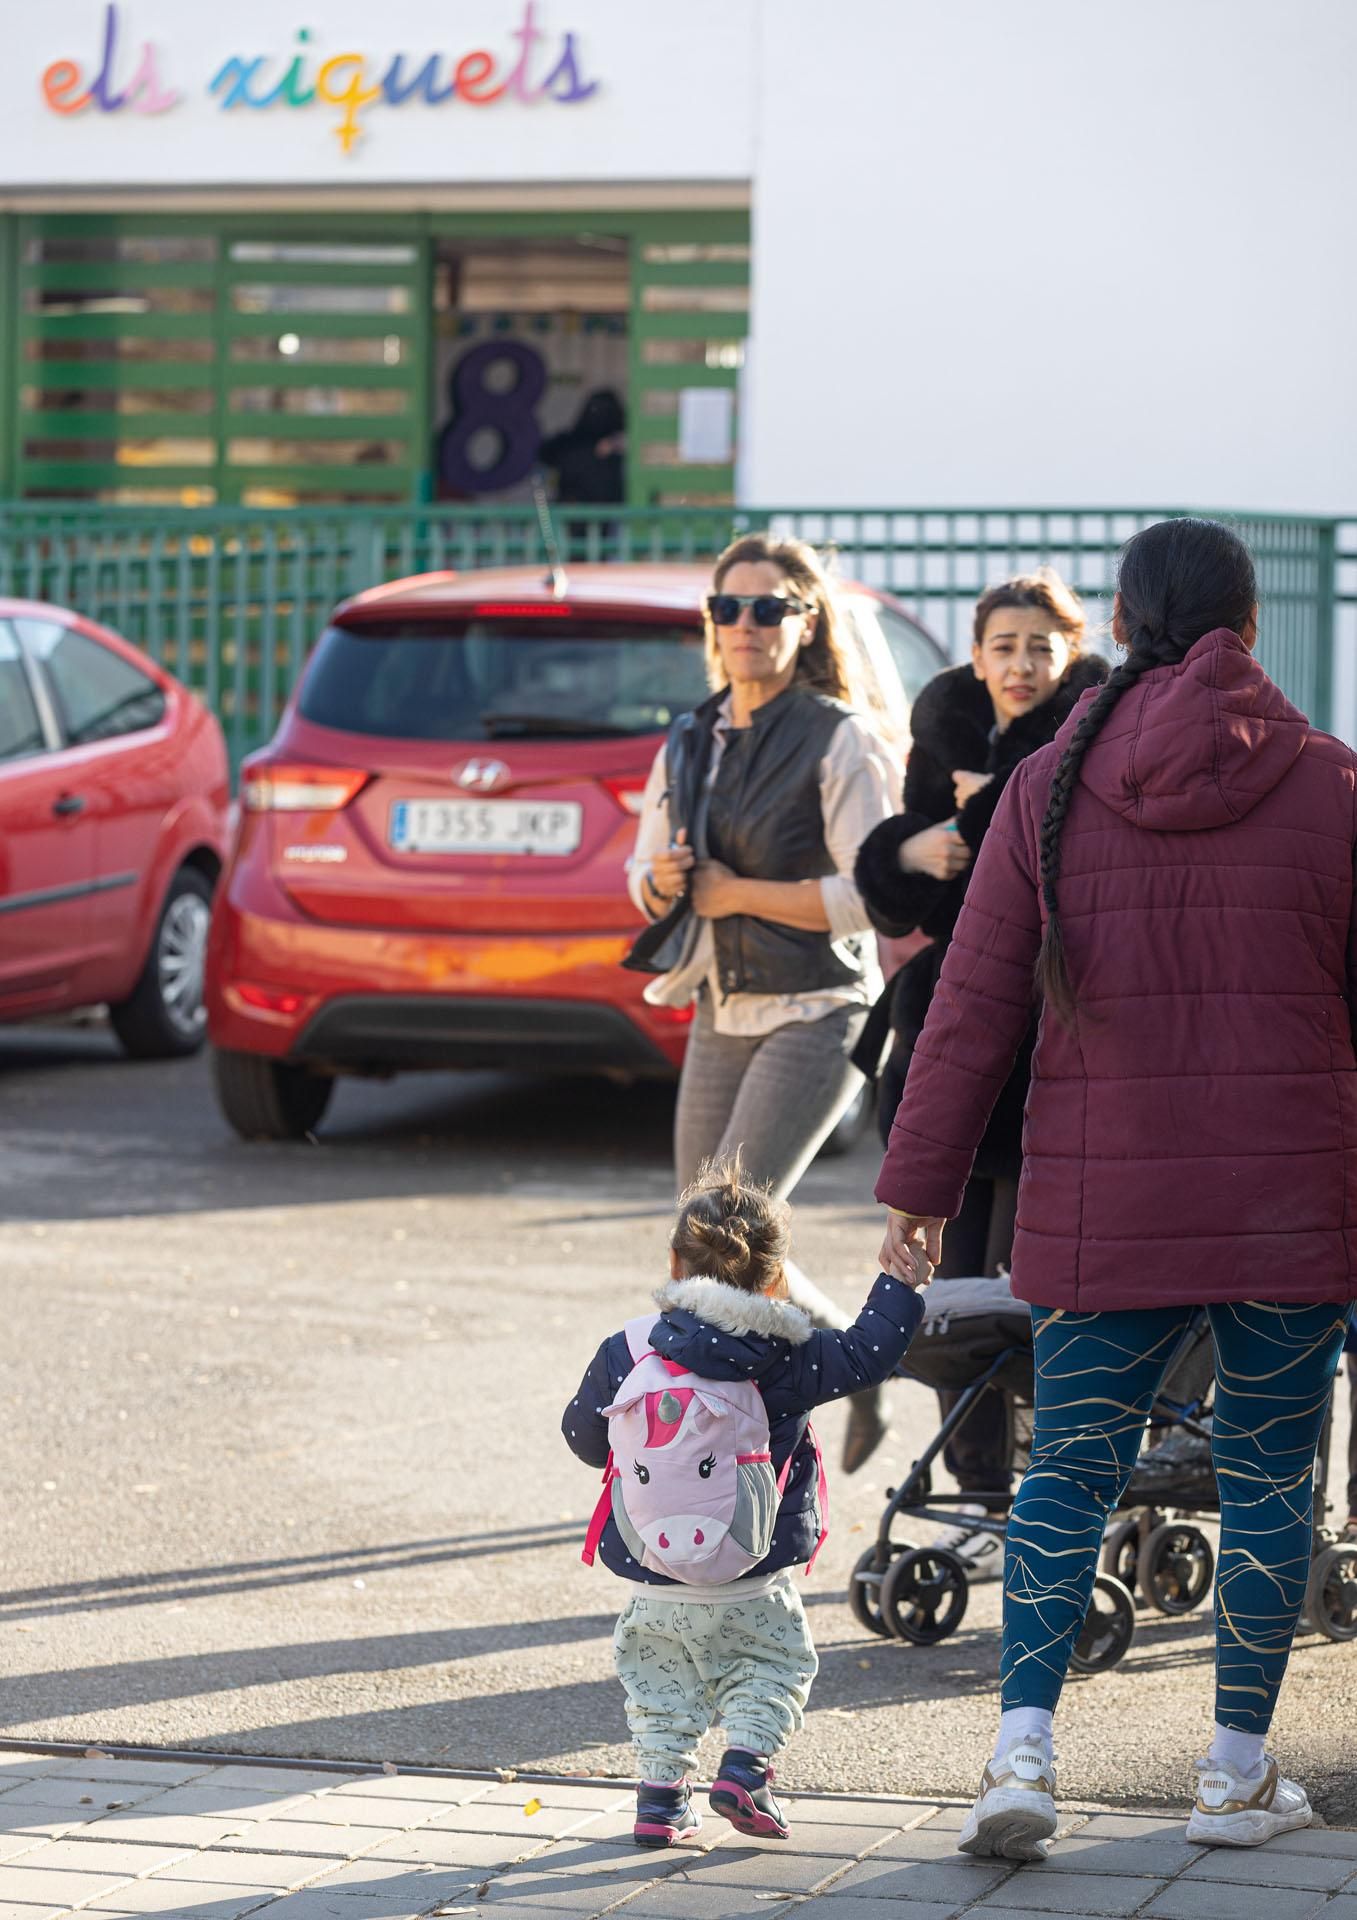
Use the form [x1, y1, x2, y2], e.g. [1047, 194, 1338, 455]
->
[709, 1749, 789, 1840]
[958, 1742, 1058, 1861]
[633, 1781, 701, 1848]
[1186, 1756, 1312, 1847]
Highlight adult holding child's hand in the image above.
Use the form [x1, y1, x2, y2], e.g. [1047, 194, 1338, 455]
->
[877, 517, 1357, 1861]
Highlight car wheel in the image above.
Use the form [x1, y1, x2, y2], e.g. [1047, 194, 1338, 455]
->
[212, 1048, 334, 1142]
[818, 1080, 872, 1159]
[110, 866, 214, 1060]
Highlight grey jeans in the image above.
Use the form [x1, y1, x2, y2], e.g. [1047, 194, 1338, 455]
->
[674, 992, 868, 1328]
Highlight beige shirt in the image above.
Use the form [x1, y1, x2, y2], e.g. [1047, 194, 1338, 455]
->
[627, 695, 900, 1038]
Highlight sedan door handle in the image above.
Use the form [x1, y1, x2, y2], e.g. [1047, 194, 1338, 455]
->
[52, 793, 85, 817]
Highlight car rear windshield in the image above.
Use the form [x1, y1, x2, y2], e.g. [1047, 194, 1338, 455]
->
[298, 619, 709, 741]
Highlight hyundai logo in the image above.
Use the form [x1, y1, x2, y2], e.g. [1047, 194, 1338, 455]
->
[452, 758, 510, 793]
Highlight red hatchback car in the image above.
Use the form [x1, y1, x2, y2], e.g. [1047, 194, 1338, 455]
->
[0, 600, 230, 1054]
[206, 565, 944, 1139]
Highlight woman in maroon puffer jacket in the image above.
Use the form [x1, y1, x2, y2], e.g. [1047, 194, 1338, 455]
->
[877, 519, 1357, 1859]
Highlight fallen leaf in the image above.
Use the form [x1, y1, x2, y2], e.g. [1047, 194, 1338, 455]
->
[84, 1748, 109, 1760]
[381, 1761, 398, 1776]
[477, 1879, 491, 1898]
[858, 1658, 872, 1669]
[79, 1796, 93, 1805]
[523, 1798, 541, 1817]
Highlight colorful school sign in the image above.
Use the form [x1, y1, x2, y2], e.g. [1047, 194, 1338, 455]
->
[40, 3, 600, 153]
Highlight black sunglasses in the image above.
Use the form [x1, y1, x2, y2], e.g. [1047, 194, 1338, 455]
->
[706, 592, 810, 628]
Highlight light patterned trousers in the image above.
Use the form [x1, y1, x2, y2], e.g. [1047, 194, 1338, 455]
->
[613, 1574, 819, 1783]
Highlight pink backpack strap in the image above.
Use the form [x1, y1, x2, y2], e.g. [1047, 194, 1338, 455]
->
[622, 1314, 660, 1365]
[581, 1452, 617, 1567]
[581, 1317, 672, 1571]
[803, 1421, 830, 1574]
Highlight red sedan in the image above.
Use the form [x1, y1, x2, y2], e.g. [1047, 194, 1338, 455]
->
[206, 565, 944, 1139]
[0, 600, 230, 1055]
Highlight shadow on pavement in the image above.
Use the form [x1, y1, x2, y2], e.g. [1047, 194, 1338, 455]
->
[0, 1524, 590, 1622]
[0, 1616, 617, 1725]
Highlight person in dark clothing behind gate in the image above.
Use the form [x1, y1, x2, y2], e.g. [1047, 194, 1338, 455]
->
[853, 571, 1107, 1573]
[539, 387, 626, 507]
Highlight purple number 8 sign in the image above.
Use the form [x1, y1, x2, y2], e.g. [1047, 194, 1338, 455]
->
[438, 340, 548, 495]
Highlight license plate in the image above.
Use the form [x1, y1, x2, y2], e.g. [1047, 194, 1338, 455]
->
[388, 798, 583, 856]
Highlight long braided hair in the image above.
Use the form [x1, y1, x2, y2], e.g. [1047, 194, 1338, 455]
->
[1035, 518, 1259, 1025]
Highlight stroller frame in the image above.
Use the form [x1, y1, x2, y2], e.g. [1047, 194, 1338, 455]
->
[850, 1313, 1355, 1664]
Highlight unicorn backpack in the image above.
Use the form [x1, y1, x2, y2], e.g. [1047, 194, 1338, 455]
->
[581, 1315, 826, 1585]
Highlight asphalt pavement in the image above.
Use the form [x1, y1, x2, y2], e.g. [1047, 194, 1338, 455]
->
[0, 1024, 1353, 1825]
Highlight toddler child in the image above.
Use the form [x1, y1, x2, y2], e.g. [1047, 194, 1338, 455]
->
[563, 1154, 928, 1847]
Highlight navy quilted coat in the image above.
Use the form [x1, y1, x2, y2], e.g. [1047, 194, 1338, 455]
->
[563, 1271, 923, 1585]
[877, 629, 1357, 1310]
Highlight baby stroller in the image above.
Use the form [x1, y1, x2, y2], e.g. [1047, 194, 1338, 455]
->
[847, 1276, 1357, 1673]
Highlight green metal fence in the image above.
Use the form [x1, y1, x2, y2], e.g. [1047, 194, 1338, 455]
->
[0, 502, 1343, 765]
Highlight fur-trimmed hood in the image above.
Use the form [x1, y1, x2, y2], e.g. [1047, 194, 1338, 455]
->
[653, 1275, 813, 1346]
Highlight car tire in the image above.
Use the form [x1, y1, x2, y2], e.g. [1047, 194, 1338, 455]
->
[110, 866, 215, 1060]
[818, 1080, 873, 1158]
[212, 1048, 335, 1142]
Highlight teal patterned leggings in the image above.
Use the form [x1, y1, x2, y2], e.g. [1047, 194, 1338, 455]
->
[1002, 1301, 1350, 1732]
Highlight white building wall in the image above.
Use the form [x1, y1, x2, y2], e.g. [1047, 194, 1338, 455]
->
[746, 0, 1357, 519]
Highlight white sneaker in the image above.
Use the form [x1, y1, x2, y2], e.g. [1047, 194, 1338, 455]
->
[934, 1505, 1005, 1582]
[958, 1743, 1058, 1861]
[1186, 1756, 1312, 1848]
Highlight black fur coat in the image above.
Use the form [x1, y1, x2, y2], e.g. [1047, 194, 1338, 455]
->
[855, 655, 1109, 1177]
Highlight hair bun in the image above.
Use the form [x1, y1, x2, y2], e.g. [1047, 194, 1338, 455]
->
[692, 1215, 750, 1269]
[670, 1151, 792, 1295]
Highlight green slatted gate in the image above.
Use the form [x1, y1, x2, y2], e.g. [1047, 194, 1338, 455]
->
[627, 211, 750, 507]
[14, 214, 430, 508]
[10, 207, 749, 512]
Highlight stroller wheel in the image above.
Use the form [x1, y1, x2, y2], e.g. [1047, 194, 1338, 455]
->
[1137, 1523, 1214, 1615]
[880, 1547, 969, 1645]
[1307, 1544, 1357, 1642]
[848, 1543, 914, 1638]
[1069, 1574, 1136, 1674]
[1102, 1518, 1141, 1598]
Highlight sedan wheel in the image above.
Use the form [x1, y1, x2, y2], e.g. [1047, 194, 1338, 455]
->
[111, 867, 215, 1060]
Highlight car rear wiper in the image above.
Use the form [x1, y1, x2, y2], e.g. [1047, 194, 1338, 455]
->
[478, 711, 635, 737]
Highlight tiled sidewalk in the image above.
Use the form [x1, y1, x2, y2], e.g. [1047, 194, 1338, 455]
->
[0, 1748, 1354, 1920]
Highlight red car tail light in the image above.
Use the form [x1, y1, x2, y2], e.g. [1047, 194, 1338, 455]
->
[234, 983, 307, 1016]
[601, 774, 648, 816]
[241, 763, 370, 812]
[648, 1003, 696, 1026]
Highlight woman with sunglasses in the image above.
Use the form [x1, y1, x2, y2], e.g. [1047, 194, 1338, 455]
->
[625, 534, 900, 1472]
